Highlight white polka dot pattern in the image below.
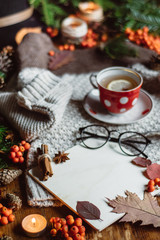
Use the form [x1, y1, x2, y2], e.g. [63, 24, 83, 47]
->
[132, 98, 138, 105]
[120, 108, 126, 112]
[104, 99, 111, 107]
[120, 97, 129, 104]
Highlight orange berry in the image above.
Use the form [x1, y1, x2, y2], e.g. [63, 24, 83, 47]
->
[46, 27, 52, 34]
[70, 225, 79, 235]
[60, 218, 67, 225]
[61, 224, 68, 233]
[16, 151, 22, 157]
[0, 203, 3, 209]
[50, 217, 55, 223]
[69, 44, 75, 51]
[1, 207, 10, 217]
[125, 28, 132, 34]
[66, 215, 74, 220]
[11, 145, 19, 152]
[9, 152, 16, 159]
[78, 225, 85, 234]
[137, 29, 143, 35]
[48, 50, 55, 56]
[24, 142, 30, 150]
[74, 218, 82, 227]
[148, 179, 155, 186]
[80, 236, 85, 240]
[148, 185, 155, 192]
[54, 222, 61, 230]
[64, 233, 69, 238]
[21, 140, 26, 145]
[101, 33, 108, 42]
[8, 209, 12, 215]
[154, 178, 160, 185]
[66, 237, 73, 240]
[50, 228, 57, 236]
[12, 157, 19, 163]
[64, 44, 69, 50]
[80, 232, 85, 237]
[67, 217, 74, 225]
[19, 156, 24, 163]
[87, 29, 93, 35]
[143, 26, 149, 33]
[19, 146, 25, 152]
[52, 28, 58, 36]
[59, 45, 64, 51]
[55, 217, 60, 222]
[73, 233, 81, 240]
[1, 216, 8, 225]
[8, 214, 15, 222]
[81, 41, 87, 47]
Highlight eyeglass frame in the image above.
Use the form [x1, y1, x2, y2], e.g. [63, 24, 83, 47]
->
[77, 124, 151, 158]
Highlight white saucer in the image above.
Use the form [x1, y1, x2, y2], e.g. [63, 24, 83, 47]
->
[83, 89, 153, 125]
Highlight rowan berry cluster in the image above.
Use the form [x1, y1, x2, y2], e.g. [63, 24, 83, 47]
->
[81, 28, 108, 48]
[50, 215, 86, 240]
[9, 141, 30, 164]
[125, 26, 160, 54]
[147, 178, 160, 192]
[46, 27, 59, 38]
[57, 29, 107, 51]
[0, 203, 15, 225]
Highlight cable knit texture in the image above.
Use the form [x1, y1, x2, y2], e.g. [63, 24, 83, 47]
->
[24, 63, 160, 207]
[0, 68, 73, 141]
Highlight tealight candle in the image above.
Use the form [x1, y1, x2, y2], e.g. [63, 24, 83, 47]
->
[21, 214, 47, 238]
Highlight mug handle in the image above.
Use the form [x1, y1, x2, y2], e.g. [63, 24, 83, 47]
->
[89, 74, 98, 88]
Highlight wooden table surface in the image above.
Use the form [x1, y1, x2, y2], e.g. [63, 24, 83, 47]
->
[1, 173, 160, 240]
[1, 46, 160, 240]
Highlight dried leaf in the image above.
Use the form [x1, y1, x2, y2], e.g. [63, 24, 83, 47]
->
[76, 201, 102, 220]
[146, 163, 160, 180]
[5, 131, 14, 141]
[48, 51, 74, 70]
[107, 191, 160, 227]
[132, 157, 152, 167]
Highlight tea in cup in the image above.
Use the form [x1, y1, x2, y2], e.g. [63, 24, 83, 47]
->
[90, 67, 143, 114]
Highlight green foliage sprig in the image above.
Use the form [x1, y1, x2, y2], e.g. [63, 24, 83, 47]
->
[108, 0, 160, 34]
[0, 124, 18, 170]
[28, 0, 81, 27]
[104, 35, 137, 59]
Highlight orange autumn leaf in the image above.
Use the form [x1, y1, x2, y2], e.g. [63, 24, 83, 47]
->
[107, 191, 160, 227]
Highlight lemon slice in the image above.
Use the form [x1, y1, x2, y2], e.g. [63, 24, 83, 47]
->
[107, 79, 135, 91]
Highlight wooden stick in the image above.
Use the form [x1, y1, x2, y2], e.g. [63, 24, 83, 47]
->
[38, 144, 53, 181]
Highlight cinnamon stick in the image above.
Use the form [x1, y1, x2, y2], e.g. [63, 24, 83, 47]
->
[39, 144, 53, 181]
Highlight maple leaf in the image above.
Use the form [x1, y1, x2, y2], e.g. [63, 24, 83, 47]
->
[107, 191, 160, 227]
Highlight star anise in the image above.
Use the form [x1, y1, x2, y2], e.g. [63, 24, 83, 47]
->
[53, 151, 70, 164]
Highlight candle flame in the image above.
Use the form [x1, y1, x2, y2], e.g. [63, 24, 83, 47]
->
[31, 217, 36, 226]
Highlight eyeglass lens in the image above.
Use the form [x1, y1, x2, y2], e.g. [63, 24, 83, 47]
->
[119, 132, 148, 156]
[81, 125, 109, 149]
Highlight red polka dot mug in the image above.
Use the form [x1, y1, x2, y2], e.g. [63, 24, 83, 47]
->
[90, 67, 143, 114]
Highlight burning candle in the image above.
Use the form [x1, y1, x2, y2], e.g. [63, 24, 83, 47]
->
[21, 214, 47, 238]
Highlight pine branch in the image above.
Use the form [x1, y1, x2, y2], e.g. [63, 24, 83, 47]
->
[104, 35, 137, 59]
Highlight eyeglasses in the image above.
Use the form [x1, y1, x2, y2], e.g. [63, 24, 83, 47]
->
[77, 125, 151, 158]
